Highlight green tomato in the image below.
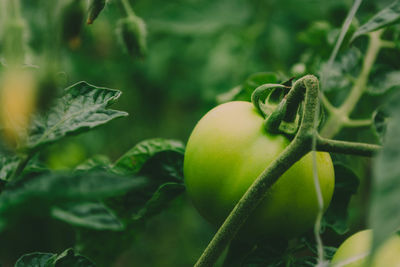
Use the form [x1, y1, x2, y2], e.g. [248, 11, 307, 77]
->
[331, 230, 400, 267]
[184, 101, 335, 241]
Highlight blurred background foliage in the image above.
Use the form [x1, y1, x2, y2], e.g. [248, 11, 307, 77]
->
[0, 0, 397, 266]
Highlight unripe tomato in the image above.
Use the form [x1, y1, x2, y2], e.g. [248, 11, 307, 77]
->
[331, 229, 400, 267]
[184, 101, 335, 241]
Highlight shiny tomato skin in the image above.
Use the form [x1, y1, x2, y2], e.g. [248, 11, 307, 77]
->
[331, 230, 400, 267]
[184, 101, 335, 241]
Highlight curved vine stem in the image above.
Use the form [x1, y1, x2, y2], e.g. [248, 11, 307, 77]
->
[194, 75, 319, 266]
[194, 75, 382, 267]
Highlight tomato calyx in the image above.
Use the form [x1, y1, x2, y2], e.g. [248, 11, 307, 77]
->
[251, 82, 302, 137]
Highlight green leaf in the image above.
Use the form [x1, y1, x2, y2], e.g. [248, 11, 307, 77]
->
[14, 249, 95, 267]
[322, 162, 360, 235]
[14, 252, 56, 267]
[53, 248, 95, 267]
[352, 0, 400, 41]
[368, 70, 400, 95]
[51, 202, 124, 231]
[0, 153, 19, 181]
[132, 182, 185, 221]
[243, 72, 280, 92]
[113, 138, 185, 175]
[108, 139, 185, 220]
[320, 47, 362, 93]
[372, 93, 399, 143]
[369, 93, 400, 252]
[217, 72, 281, 103]
[75, 155, 112, 172]
[26, 82, 127, 151]
[0, 171, 146, 229]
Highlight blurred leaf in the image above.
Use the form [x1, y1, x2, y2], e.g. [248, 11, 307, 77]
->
[51, 202, 124, 231]
[26, 82, 127, 151]
[298, 21, 333, 49]
[0, 153, 19, 181]
[0, 179, 5, 193]
[242, 237, 334, 267]
[0, 171, 146, 228]
[75, 155, 112, 172]
[352, 0, 400, 41]
[75, 140, 186, 266]
[372, 107, 390, 143]
[132, 182, 184, 221]
[52, 248, 95, 267]
[14, 252, 56, 267]
[322, 162, 360, 235]
[216, 85, 243, 104]
[369, 93, 400, 253]
[74, 229, 129, 267]
[217, 72, 282, 103]
[243, 72, 280, 92]
[61, 0, 85, 49]
[87, 0, 106, 25]
[108, 138, 185, 221]
[137, 149, 185, 182]
[367, 70, 400, 95]
[320, 47, 362, 93]
[113, 138, 184, 175]
[372, 93, 400, 143]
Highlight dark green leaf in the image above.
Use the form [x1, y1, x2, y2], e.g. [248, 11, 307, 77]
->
[75, 155, 112, 172]
[352, 0, 400, 41]
[0, 171, 146, 226]
[137, 149, 185, 182]
[320, 47, 362, 93]
[108, 139, 185, 220]
[369, 93, 400, 252]
[322, 163, 360, 234]
[132, 182, 185, 221]
[26, 82, 127, 151]
[372, 93, 400, 143]
[51, 202, 124, 231]
[217, 72, 281, 103]
[0, 153, 19, 181]
[243, 72, 280, 92]
[113, 138, 184, 175]
[368, 70, 400, 95]
[14, 252, 55, 267]
[53, 248, 95, 267]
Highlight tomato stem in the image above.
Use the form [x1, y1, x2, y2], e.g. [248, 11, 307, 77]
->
[320, 30, 384, 138]
[316, 135, 380, 156]
[194, 75, 319, 267]
[194, 75, 382, 267]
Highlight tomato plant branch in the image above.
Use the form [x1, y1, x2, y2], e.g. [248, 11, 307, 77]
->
[194, 75, 320, 266]
[121, 0, 137, 19]
[195, 74, 382, 266]
[343, 118, 372, 128]
[316, 135, 380, 157]
[319, 91, 337, 115]
[320, 30, 383, 138]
